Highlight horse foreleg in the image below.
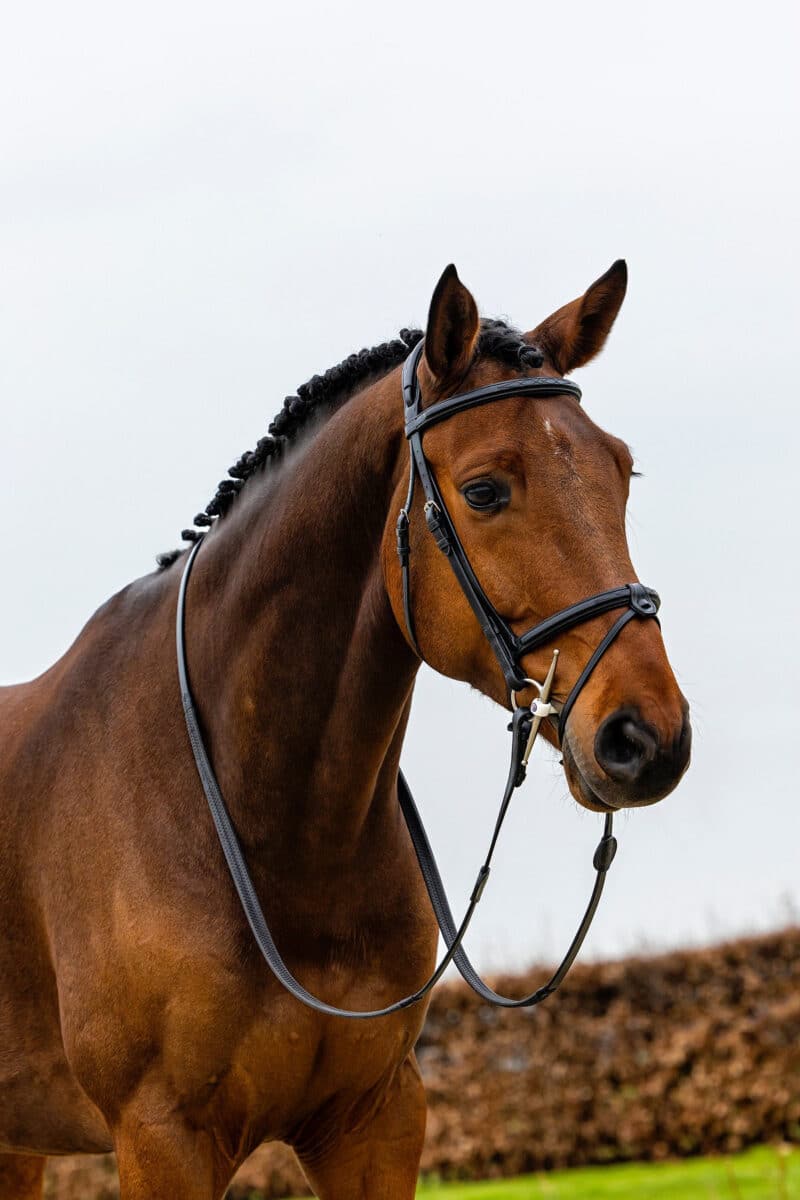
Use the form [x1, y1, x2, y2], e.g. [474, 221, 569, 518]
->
[0, 1154, 45, 1199]
[114, 1106, 236, 1200]
[295, 1055, 426, 1200]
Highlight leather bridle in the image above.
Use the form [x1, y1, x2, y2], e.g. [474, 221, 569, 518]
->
[175, 340, 662, 1018]
[397, 339, 660, 736]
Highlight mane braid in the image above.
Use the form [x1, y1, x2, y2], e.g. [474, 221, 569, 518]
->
[156, 320, 541, 569]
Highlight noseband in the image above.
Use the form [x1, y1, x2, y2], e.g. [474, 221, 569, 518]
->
[175, 341, 662, 1019]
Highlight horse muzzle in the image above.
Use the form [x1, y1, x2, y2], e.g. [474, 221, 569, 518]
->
[563, 704, 692, 810]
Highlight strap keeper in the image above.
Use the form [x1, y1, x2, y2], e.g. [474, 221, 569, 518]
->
[593, 835, 618, 872]
[424, 501, 451, 555]
[628, 583, 660, 617]
[471, 865, 490, 904]
[395, 509, 410, 566]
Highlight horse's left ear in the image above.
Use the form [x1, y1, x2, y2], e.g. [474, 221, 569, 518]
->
[527, 260, 628, 375]
[424, 264, 480, 386]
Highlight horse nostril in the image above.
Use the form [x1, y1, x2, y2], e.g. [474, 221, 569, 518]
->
[594, 710, 658, 784]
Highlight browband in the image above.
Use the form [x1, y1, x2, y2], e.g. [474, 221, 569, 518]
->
[402, 340, 582, 433]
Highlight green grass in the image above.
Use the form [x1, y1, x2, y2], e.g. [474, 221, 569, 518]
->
[413, 1145, 799, 1199]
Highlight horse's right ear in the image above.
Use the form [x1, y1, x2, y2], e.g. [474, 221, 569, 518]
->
[424, 264, 480, 386]
[526, 260, 628, 376]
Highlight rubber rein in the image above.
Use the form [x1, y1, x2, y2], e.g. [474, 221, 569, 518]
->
[176, 340, 661, 1018]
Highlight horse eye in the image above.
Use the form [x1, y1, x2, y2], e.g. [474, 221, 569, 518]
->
[462, 479, 505, 511]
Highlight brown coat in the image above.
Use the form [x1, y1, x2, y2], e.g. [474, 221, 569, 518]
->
[0, 264, 689, 1199]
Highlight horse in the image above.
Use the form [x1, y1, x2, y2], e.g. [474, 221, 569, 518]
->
[0, 262, 691, 1199]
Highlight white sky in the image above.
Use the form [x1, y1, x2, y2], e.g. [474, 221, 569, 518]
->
[1, 2, 798, 968]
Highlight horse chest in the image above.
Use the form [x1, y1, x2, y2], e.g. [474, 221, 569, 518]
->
[135, 969, 427, 1148]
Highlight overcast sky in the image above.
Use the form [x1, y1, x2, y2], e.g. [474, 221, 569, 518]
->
[1, 2, 798, 969]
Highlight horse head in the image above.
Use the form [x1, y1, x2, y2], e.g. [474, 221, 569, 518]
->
[384, 263, 691, 812]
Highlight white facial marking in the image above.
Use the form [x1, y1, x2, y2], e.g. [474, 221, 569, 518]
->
[543, 417, 561, 451]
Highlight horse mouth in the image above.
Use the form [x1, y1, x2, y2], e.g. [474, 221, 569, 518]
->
[561, 733, 620, 813]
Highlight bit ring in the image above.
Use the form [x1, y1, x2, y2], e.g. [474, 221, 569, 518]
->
[511, 677, 548, 711]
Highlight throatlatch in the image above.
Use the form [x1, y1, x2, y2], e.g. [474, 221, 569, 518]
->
[175, 338, 661, 1019]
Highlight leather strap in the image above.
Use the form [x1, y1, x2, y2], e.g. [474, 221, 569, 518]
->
[558, 609, 634, 738]
[405, 375, 582, 436]
[398, 773, 616, 1007]
[176, 538, 616, 1018]
[410, 431, 526, 686]
[398, 340, 661, 717]
[517, 585, 659, 657]
[175, 339, 661, 1021]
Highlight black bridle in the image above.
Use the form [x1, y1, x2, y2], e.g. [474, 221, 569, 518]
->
[397, 340, 660, 736]
[175, 341, 661, 1018]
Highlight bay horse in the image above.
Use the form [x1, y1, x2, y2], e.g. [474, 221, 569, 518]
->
[0, 262, 690, 1199]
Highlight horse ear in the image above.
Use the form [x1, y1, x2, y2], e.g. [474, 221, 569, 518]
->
[424, 264, 480, 384]
[528, 260, 628, 375]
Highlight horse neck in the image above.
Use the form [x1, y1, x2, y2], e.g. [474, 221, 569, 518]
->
[181, 368, 417, 852]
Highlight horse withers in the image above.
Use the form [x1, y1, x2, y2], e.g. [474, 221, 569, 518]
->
[0, 263, 690, 1198]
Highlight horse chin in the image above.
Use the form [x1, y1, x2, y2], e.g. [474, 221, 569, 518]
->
[562, 746, 619, 813]
[561, 732, 663, 813]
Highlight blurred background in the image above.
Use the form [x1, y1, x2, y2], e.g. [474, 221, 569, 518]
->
[3, 4, 796, 1195]
[1, 3, 798, 1194]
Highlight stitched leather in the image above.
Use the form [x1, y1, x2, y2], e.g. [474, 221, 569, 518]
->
[177, 556, 616, 1019]
[174, 338, 661, 1021]
[398, 339, 660, 709]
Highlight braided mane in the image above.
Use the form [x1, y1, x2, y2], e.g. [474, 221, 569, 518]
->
[156, 319, 540, 569]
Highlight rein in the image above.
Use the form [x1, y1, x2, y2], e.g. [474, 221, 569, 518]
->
[175, 342, 661, 1018]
